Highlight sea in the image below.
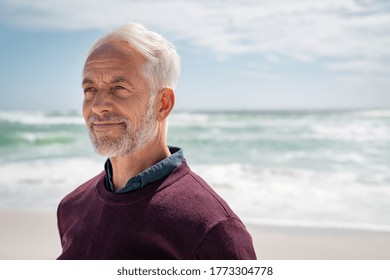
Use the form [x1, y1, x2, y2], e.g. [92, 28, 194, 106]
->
[1, 109, 390, 232]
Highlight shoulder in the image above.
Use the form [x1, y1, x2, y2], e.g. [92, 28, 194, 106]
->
[154, 160, 247, 231]
[57, 171, 105, 239]
[193, 217, 257, 259]
[58, 171, 105, 208]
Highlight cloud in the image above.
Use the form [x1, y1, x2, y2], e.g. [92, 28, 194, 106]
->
[1, 0, 390, 75]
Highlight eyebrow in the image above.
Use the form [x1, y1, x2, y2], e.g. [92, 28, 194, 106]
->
[110, 77, 130, 84]
[82, 78, 94, 86]
[82, 77, 131, 86]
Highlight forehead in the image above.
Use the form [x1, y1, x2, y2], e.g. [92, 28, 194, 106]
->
[83, 41, 146, 79]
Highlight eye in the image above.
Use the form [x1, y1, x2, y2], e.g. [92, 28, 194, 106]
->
[84, 87, 97, 94]
[83, 87, 98, 100]
[112, 85, 126, 91]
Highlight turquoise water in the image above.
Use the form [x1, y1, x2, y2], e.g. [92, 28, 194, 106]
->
[1, 109, 390, 231]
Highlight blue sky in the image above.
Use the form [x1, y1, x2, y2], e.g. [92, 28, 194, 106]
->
[1, 0, 390, 111]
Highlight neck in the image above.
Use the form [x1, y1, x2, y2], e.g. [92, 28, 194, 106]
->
[109, 135, 170, 192]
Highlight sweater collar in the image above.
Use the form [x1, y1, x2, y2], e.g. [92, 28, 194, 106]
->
[104, 146, 183, 193]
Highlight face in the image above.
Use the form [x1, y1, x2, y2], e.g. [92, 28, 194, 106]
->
[82, 41, 157, 158]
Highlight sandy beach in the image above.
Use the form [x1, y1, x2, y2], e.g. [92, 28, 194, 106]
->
[0, 209, 61, 259]
[1, 209, 389, 260]
[246, 224, 390, 260]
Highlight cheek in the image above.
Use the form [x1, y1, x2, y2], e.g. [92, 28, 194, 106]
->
[117, 99, 145, 117]
[82, 99, 91, 121]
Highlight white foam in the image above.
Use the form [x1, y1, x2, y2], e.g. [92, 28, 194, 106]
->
[170, 112, 315, 129]
[1, 109, 390, 231]
[311, 123, 390, 142]
[243, 218, 390, 233]
[0, 157, 101, 189]
[169, 112, 210, 126]
[353, 110, 390, 118]
[1, 160, 390, 231]
[191, 163, 390, 232]
[15, 131, 77, 144]
[0, 110, 84, 125]
[0, 157, 103, 209]
[279, 150, 367, 164]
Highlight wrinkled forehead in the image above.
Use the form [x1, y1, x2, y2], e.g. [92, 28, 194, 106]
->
[83, 40, 146, 74]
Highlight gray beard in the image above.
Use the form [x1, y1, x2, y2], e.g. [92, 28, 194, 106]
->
[87, 101, 157, 158]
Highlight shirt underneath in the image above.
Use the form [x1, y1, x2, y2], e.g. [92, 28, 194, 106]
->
[104, 146, 183, 193]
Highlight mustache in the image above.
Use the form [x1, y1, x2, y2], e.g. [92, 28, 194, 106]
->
[87, 113, 128, 124]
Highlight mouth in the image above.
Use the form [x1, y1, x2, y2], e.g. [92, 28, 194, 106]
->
[91, 122, 126, 130]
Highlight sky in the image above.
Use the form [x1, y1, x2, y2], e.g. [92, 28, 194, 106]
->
[1, 0, 390, 111]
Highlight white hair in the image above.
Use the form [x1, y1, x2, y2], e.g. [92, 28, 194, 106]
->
[88, 22, 181, 94]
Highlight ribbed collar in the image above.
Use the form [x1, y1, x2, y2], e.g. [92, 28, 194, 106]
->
[104, 146, 183, 194]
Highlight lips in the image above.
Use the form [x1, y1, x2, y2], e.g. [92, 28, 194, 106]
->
[91, 122, 125, 130]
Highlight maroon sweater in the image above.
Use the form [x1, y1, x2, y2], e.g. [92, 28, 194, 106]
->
[57, 161, 257, 259]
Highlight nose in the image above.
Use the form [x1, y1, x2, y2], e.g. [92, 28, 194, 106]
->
[91, 88, 112, 115]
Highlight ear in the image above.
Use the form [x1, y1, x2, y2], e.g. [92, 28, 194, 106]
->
[156, 88, 175, 121]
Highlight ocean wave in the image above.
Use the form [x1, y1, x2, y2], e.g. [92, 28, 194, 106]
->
[169, 111, 390, 145]
[1, 109, 389, 231]
[191, 163, 390, 230]
[1, 159, 390, 230]
[1, 132, 78, 146]
[310, 123, 390, 142]
[0, 158, 102, 189]
[0, 110, 84, 125]
[244, 218, 390, 233]
[170, 112, 317, 129]
[0, 158, 102, 209]
[278, 150, 367, 164]
[352, 110, 390, 118]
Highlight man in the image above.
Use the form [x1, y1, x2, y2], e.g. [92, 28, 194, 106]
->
[57, 22, 257, 260]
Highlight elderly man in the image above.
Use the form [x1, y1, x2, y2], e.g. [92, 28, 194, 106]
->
[57, 23, 256, 260]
